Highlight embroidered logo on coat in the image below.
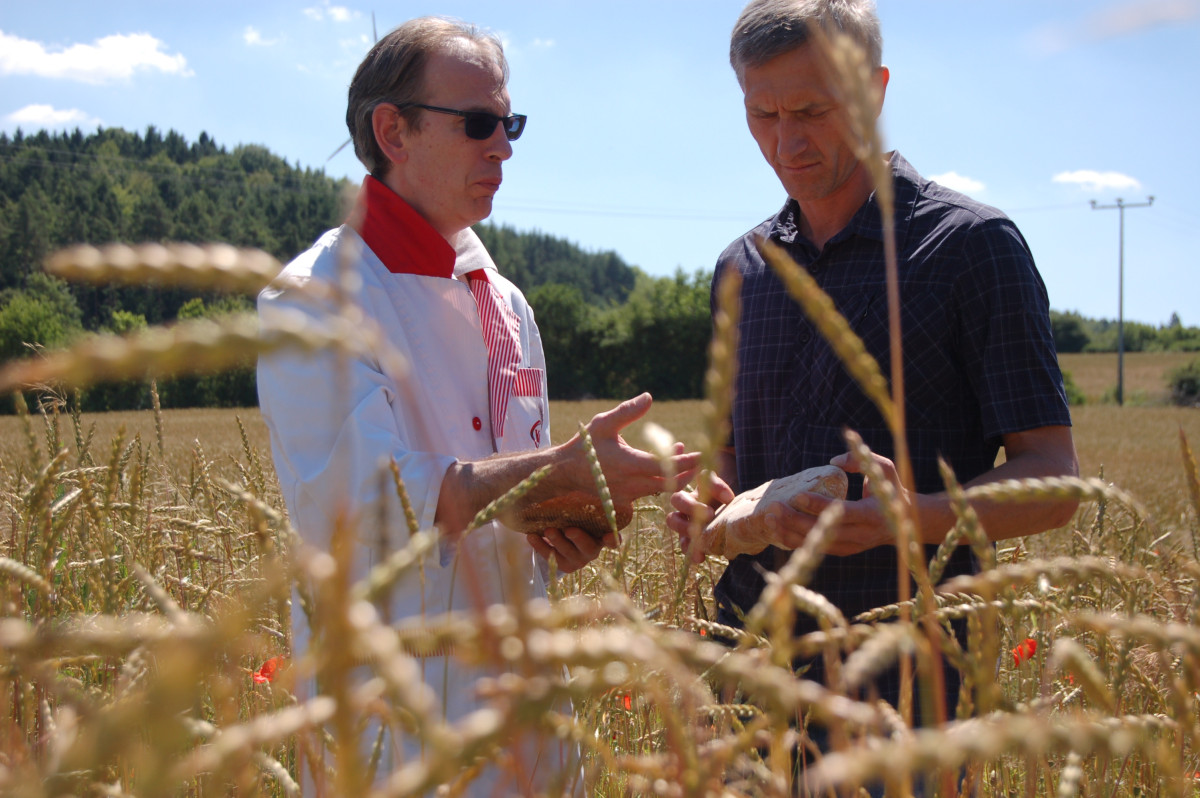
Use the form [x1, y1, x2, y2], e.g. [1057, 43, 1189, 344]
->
[530, 419, 542, 448]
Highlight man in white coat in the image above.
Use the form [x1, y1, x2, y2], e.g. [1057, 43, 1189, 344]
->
[257, 16, 697, 795]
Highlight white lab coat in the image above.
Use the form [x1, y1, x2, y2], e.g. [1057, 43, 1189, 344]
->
[257, 224, 580, 795]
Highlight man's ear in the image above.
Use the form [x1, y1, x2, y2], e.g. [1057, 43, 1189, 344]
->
[874, 65, 890, 118]
[371, 103, 409, 167]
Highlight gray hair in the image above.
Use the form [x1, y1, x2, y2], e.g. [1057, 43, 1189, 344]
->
[730, 0, 882, 78]
[346, 16, 508, 177]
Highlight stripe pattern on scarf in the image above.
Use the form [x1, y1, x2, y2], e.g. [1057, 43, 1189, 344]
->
[468, 269, 521, 440]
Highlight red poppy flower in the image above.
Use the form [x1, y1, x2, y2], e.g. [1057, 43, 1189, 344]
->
[1012, 637, 1037, 666]
[622, 693, 632, 711]
[253, 656, 285, 684]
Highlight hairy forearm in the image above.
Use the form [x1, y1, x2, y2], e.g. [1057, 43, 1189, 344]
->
[434, 437, 589, 540]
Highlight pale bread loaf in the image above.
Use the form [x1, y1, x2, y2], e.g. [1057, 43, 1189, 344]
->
[703, 465, 848, 559]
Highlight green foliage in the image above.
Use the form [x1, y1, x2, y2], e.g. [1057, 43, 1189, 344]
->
[159, 296, 258, 409]
[1050, 310, 1089, 354]
[1166, 357, 1200, 407]
[597, 269, 710, 400]
[0, 126, 348, 329]
[1051, 308, 1200, 354]
[0, 274, 84, 362]
[528, 269, 710, 400]
[106, 309, 147, 334]
[1060, 370, 1086, 406]
[474, 222, 637, 305]
[78, 309, 151, 412]
[0, 291, 76, 361]
[527, 283, 595, 398]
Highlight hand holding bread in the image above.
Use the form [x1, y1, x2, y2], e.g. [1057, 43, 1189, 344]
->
[703, 465, 848, 559]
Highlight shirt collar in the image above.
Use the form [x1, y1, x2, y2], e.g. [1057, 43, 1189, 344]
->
[349, 175, 456, 277]
[767, 151, 920, 249]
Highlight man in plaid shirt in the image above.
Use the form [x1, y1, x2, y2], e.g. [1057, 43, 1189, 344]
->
[668, 0, 1079, 721]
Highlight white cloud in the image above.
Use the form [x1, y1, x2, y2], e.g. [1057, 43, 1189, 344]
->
[532, 38, 556, 49]
[5, 103, 100, 128]
[338, 34, 371, 50]
[930, 171, 985, 195]
[303, 1, 360, 23]
[1087, 0, 1199, 39]
[1030, 0, 1200, 54]
[1053, 170, 1142, 192]
[243, 26, 280, 47]
[0, 29, 191, 84]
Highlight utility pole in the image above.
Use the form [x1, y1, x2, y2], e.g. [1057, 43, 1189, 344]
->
[1090, 196, 1154, 406]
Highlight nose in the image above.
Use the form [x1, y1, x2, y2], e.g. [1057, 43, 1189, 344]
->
[486, 122, 513, 161]
[776, 117, 811, 163]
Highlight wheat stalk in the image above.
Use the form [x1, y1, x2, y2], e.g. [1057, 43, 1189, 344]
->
[46, 243, 282, 294]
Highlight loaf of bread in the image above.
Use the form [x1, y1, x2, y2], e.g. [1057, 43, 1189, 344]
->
[504, 491, 632, 539]
[703, 465, 848, 559]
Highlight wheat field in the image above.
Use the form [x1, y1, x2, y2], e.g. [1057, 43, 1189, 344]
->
[2, 369, 1198, 796]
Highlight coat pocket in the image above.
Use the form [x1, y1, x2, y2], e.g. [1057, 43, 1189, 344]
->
[513, 367, 543, 397]
[505, 368, 546, 450]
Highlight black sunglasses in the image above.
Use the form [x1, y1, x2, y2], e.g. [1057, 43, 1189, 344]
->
[395, 103, 527, 141]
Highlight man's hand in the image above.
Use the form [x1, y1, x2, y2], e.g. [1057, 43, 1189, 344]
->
[666, 471, 737, 564]
[525, 527, 617, 574]
[437, 393, 699, 544]
[574, 393, 701, 505]
[760, 451, 898, 556]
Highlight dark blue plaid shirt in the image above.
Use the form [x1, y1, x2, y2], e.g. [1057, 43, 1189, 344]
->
[713, 154, 1071, 695]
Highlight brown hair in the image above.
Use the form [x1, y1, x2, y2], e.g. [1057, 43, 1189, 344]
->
[730, 0, 882, 80]
[346, 16, 508, 177]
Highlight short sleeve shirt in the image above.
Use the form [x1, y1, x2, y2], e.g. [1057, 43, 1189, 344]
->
[713, 152, 1072, 638]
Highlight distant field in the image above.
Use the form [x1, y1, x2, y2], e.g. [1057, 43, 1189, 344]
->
[4, 391, 1196, 527]
[1059, 350, 1196, 404]
[548, 398, 707, 454]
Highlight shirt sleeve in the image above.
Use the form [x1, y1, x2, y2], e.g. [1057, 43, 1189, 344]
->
[953, 217, 1073, 440]
[256, 274, 456, 565]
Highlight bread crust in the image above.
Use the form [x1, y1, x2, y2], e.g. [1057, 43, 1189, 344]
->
[703, 465, 849, 559]
[503, 491, 631, 539]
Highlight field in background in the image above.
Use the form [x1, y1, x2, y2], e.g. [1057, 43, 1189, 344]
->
[1059, 350, 1196, 404]
[4, 394, 1196, 529]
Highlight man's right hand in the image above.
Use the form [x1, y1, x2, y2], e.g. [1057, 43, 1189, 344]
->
[436, 393, 699, 545]
[666, 472, 737, 564]
[569, 392, 700, 506]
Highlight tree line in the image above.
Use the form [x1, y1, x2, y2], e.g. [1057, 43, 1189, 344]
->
[1050, 310, 1200, 354]
[0, 126, 708, 409]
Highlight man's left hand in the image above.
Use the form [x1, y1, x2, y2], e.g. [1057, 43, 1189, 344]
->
[526, 527, 616, 574]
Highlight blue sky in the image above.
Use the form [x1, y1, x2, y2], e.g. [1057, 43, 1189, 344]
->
[2, 1, 1197, 326]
